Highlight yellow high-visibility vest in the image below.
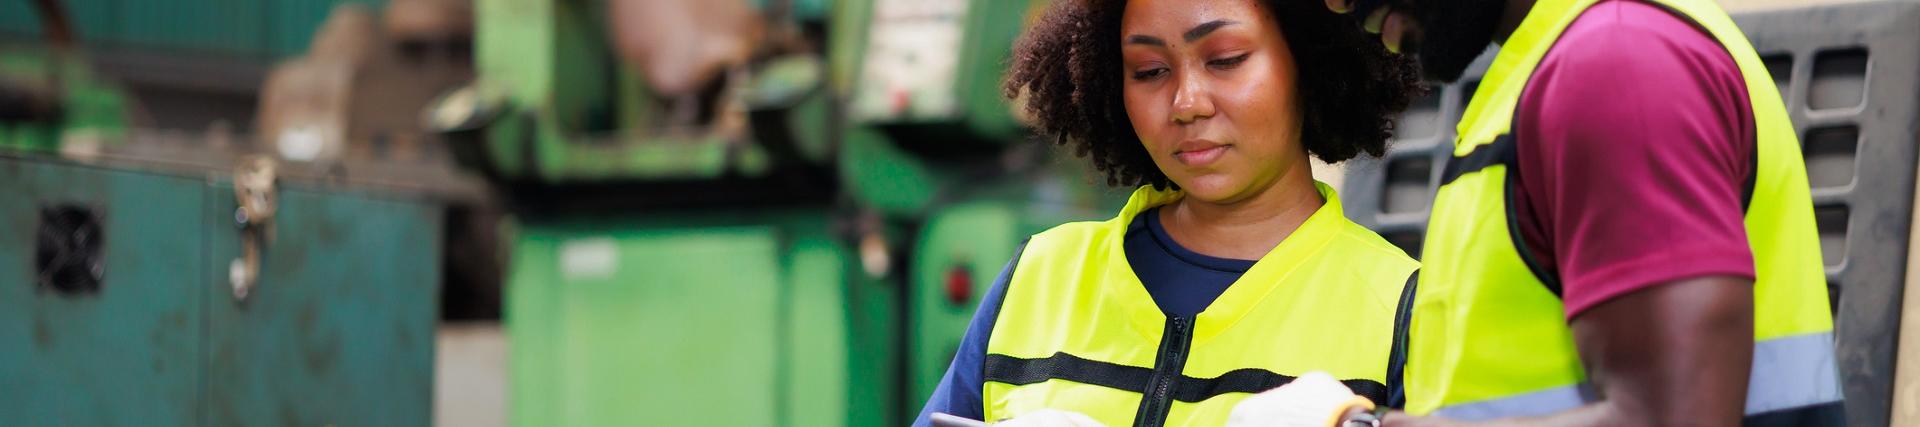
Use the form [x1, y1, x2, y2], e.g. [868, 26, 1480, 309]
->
[983, 182, 1419, 427]
[1409, 0, 1843, 423]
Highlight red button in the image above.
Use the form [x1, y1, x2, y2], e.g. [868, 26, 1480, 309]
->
[944, 265, 973, 305]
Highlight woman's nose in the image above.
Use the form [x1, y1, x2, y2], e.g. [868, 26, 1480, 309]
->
[1171, 72, 1216, 124]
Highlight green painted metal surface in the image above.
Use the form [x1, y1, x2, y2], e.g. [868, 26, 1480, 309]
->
[118, 0, 269, 56]
[907, 201, 1021, 405]
[513, 226, 783, 426]
[834, 0, 1062, 216]
[948, 0, 1039, 142]
[826, 0, 873, 101]
[841, 0, 1033, 140]
[785, 237, 855, 426]
[0, 155, 441, 426]
[507, 210, 898, 426]
[900, 173, 1129, 405]
[466, 0, 813, 183]
[0, 160, 207, 426]
[0, 0, 387, 59]
[837, 126, 945, 216]
[204, 184, 440, 426]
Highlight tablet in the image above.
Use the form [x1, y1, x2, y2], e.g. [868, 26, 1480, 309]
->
[930, 412, 991, 427]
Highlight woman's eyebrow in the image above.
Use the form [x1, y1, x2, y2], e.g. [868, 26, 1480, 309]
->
[1124, 19, 1239, 47]
[1127, 35, 1167, 46]
[1183, 19, 1238, 42]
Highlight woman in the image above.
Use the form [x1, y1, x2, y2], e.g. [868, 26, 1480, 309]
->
[914, 0, 1425, 425]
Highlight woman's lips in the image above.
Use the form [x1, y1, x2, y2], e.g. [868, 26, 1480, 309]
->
[1174, 140, 1229, 166]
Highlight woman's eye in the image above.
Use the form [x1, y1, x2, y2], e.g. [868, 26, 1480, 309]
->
[1208, 53, 1251, 70]
[1131, 68, 1168, 80]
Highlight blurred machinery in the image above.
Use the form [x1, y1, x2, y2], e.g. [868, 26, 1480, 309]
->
[436, 0, 878, 423]
[2, 149, 447, 426]
[2, 0, 476, 425]
[431, 0, 1118, 425]
[0, 0, 419, 131]
[253, 0, 507, 320]
[257, 0, 473, 164]
[25, 0, 1920, 425]
[0, 1, 125, 153]
[1338, 0, 1920, 424]
[830, 0, 1124, 409]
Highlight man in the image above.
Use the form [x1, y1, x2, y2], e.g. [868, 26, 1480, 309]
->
[1302, 0, 1846, 424]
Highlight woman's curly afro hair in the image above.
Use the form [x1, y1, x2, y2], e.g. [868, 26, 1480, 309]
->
[1005, 0, 1425, 189]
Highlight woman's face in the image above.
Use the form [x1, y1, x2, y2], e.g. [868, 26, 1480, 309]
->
[1120, 0, 1304, 203]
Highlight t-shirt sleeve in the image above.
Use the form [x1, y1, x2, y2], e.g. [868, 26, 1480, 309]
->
[1512, 0, 1758, 319]
[911, 244, 1022, 426]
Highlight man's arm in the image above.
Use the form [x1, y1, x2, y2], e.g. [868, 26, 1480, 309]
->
[1563, 276, 1754, 425]
[1382, 277, 1753, 427]
[1383, 3, 1765, 425]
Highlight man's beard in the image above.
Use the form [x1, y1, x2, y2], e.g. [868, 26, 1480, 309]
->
[1404, 0, 1506, 83]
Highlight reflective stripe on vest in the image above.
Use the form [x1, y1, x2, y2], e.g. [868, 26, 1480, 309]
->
[982, 182, 1420, 427]
[1430, 332, 1843, 421]
[1407, 0, 1843, 423]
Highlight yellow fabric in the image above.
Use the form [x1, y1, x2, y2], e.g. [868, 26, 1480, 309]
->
[1409, 0, 1834, 417]
[983, 182, 1420, 426]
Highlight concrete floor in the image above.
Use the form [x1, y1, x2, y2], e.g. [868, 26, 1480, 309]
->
[436, 322, 507, 427]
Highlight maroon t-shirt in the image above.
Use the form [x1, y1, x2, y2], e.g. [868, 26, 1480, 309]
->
[1510, 0, 1758, 318]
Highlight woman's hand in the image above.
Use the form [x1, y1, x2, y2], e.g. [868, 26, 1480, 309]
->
[1227, 372, 1376, 427]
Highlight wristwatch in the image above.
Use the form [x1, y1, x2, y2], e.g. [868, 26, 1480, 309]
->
[1341, 409, 1384, 427]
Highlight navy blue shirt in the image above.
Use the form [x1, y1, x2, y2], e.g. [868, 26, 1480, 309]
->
[912, 207, 1254, 425]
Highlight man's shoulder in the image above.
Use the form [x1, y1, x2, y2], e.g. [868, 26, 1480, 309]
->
[1523, 0, 1751, 124]
[1548, 0, 1733, 69]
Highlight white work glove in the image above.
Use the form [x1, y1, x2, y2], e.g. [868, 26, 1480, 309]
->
[1226, 371, 1377, 427]
[994, 409, 1108, 427]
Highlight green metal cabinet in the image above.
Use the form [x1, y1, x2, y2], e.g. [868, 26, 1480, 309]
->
[0, 153, 441, 426]
[506, 210, 899, 427]
[906, 201, 1022, 406]
[0, 159, 208, 425]
[902, 178, 1128, 407]
[464, 0, 899, 424]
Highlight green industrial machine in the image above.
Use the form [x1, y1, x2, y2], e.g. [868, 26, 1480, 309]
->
[1, 148, 447, 426]
[2, 2, 457, 425]
[443, 0, 832, 183]
[827, 0, 1124, 408]
[447, 0, 1119, 425]
[444, 0, 894, 425]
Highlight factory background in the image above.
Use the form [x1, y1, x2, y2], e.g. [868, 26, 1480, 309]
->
[2, 0, 1919, 425]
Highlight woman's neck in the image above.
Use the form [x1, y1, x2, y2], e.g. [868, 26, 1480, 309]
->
[1158, 160, 1324, 261]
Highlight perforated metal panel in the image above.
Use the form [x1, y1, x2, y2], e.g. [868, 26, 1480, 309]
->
[1339, 1, 1920, 425]
[1340, 53, 1491, 260]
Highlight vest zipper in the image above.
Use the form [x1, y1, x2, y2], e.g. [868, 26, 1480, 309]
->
[1133, 316, 1194, 427]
